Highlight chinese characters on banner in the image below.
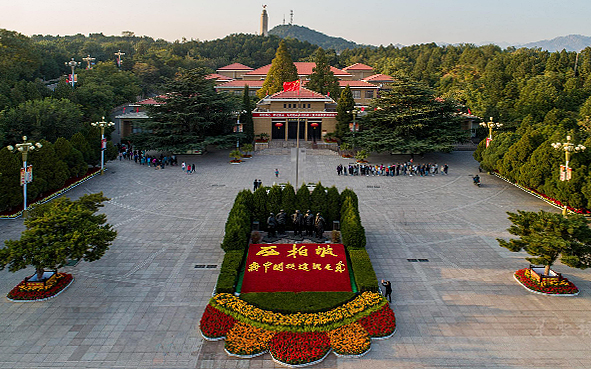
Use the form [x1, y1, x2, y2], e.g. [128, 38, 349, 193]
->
[560, 165, 572, 181]
[240, 244, 352, 293]
[20, 165, 33, 186]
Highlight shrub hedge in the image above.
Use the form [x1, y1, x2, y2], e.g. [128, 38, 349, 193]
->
[240, 292, 357, 314]
[348, 249, 379, 293]
[215, 249, 246, 294]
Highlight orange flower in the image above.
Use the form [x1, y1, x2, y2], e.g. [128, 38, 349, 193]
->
[225, 322, 275, 357]
[327, 322, 370, 355]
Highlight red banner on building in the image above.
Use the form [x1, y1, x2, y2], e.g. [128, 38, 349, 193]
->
[252, 112, 337, 118]
[240, 243, 352, 293]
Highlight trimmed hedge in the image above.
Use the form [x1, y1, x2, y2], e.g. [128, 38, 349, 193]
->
[340, 196, 366, 249]
[215, 249, 246, 294]
[240, 292, 357, 314]
[348, 249, 379, 293]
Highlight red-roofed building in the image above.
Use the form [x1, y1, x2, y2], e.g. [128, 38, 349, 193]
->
[215, 80, 264, 96]
[337, 80, 379, 105]
[343, 63, 374, 80]
[205, 73, 235, 85]
[253, 87, 337, 142]
[362, 74, 394, 91]
[216, 63, 254, 80]
[243, 62, 352, 81]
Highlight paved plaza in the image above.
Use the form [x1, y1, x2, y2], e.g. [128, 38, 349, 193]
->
[1, 148, 590, 369]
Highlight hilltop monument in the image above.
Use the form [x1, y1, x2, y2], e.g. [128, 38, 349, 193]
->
[260, 5, 269, 36]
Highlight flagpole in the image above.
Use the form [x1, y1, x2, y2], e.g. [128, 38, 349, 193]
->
[295, 79, 301, 188]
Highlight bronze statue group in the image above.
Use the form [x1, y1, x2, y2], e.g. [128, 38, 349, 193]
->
[266, 209, 326, 240]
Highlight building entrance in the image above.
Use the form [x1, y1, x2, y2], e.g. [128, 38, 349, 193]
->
[288, 119, 305, 140]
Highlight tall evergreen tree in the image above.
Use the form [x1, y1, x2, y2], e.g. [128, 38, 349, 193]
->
[252, 186, 268, 225]
[257, 40, 298, 99]
[281, 183, 297, 224]
[359, 77, 469, 154]
[267, 185, 283, 215]
[306, 48, 340, 99]
[335, 85, 355, 140]
[326, 186, 341, 226]
[310, 182, 327, 218]
[295, 184, 310, 213]
[241, 85, 255, 143]
[131, 68, 236, 152]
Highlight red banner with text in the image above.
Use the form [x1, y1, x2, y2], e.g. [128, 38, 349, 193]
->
[240, 243, 352, 293]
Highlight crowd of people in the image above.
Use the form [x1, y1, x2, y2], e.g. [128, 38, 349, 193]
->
[336, 162, 448, 177]
[116, 146, 200, 172]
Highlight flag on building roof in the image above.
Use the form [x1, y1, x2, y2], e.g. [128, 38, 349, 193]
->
[283, 80, 300, 92]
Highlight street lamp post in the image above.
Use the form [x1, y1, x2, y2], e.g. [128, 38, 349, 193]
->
[6, 136, 42, 218]
[115, 50, 125, 68]
[82, 54, 95, 70]
[551, 135, 586, 215]
[479, 117, 503, 147]
[91, 117, 115, 175]
[65, 58, 80, 88]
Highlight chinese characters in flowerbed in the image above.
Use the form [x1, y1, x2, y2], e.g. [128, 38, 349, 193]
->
[241, 244, 352, 293]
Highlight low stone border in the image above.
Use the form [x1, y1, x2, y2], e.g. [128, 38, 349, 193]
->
[224, 348, 267, 359]
[333, 347, 371, 358]
[513, 274, 580, 297]
[200, 331, 226, 342]
[6, 276, 74, 303]
[369, 326, 397, 341]
[270, 349, 332, 368]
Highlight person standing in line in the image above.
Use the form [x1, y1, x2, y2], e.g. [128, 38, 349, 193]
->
[191, 164, 195, 173]
[443, 164, 449, 175]
[381, 279, 392, 302]
[253, 179, 258, 191]
[257, 179, 262, 189]
[275, 168, 279, 177]
[181, 162, 186, 172]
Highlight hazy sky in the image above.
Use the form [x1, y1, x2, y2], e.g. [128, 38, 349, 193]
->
[2, 0, 591, 46]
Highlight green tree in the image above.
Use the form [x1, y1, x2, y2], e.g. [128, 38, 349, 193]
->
[0, 97, 83, 146]
[310, 182, 327, 218]
[27, 140, 69, 198]
[0, 147, 22, 212]
[69, 132, 92, 165]
[241, 85, 255, 143]
[257, 40, 298, 98]
[295, 184, 310, 213]
[0, 193, 117, 280]
[359, 77, 469, 154]
[267, 185, 283, 215]
[335, 85, 355, 140]
[252, 186, 268, 225]
[497, 210, 591, 276]
[130, 68, 236, 152]
[306, 48, 340, 99]
[326, 186, 341, 226]
[281, 183, 297, 228]
[54, 137, 88, 178]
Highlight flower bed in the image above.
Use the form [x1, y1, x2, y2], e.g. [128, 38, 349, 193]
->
[210, 291, 386, 332]
[199, 304, 236, 340]
[270, 332, 330, 367]
[0, 167, 101, 219]
[201, 292, 395, 366]
[493, 172, 591, 215]
[6, 273, 73, 301]
[514, 268, 579, 295]
[358, 304, 397, 338]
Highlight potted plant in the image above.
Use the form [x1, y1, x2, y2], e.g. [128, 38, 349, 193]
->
[241, 143, 253, 158]
[255, 133, 269, 143]
[355, 149, 369, 163]
[340, 142, 353, 158]
[229, 149, 242, 164]
[323, 132, 338, 143]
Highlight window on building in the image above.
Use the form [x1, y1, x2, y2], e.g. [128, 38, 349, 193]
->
[288, 104, 292, 108]
[308, 104, 311, 109]
[352, 90, 361, 99]
[365, 90, 374, 98]
[284, 104, 287, 108]
[249, 90, 256, 97]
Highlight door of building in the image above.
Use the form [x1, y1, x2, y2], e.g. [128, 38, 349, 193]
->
[288, 119, 305, 140]
[307, 120, 322, 141]
[271, 120, 285, 140]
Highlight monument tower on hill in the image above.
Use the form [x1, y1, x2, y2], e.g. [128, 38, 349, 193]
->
[260, 5, 269, 36]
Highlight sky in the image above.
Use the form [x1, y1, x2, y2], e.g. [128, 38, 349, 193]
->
[2, 0, 591, 46]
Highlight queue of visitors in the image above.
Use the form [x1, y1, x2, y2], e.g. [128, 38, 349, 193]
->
[116, 145, 194, 171]
[336, 162, 448, 177]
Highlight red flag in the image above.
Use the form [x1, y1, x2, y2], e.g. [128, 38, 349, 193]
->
[468, 108, 472, 115]
[283, 80, 300, 92]
[361, 107, 365, 112]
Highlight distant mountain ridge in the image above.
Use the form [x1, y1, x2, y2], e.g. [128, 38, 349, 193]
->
[268, 24, 374, 52]
[516, 34, 591, 52]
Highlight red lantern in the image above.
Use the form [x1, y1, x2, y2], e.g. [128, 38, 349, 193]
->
[310, 122, 319, 128]
[274, 122, 283, 127]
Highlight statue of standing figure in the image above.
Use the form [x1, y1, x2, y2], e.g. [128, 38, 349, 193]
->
[267, 213, 277, 238]
[277, 209, 287, 235]
[305, 210, 315, 236]
[292, 210, 304, 236]
[314, 213, 326, 239]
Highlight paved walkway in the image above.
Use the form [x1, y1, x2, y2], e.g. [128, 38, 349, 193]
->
[0, 149, 590, 368]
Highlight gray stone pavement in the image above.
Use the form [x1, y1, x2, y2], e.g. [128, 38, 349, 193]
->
[0, 148, 590, 369]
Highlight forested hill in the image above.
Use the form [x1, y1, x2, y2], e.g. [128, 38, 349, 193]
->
[269, 24, 372, 52]
[518, 34, 591, 52]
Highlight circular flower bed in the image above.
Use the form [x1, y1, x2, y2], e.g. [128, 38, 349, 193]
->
[200, 304, 236, 340]
[514, 268, 579, 295]
[7, 273, 73, 302]
[270, 331, 330, 367]
[200, 292, 396, 366]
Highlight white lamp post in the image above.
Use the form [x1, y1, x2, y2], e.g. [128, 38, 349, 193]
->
[65, 58, 80, 87]
[479, 117, 503, 147]
[551, 135, 586, 215]
[7, 136, 42, 218]
[91, 117, 115, 175]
